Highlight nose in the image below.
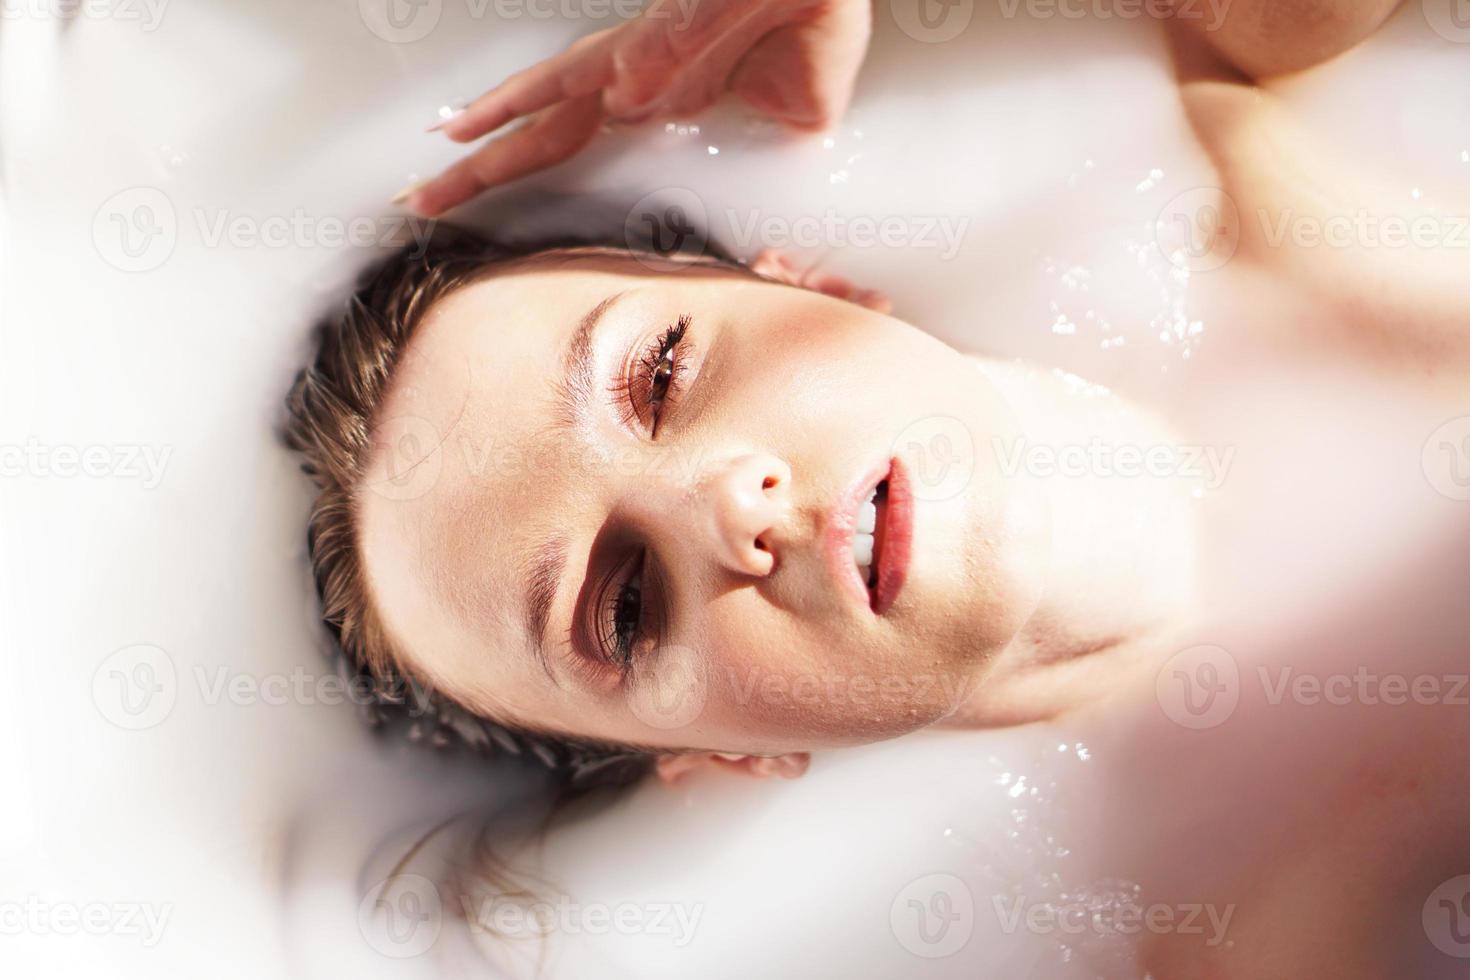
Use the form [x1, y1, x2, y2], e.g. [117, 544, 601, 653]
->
[696, 452, 793, 577]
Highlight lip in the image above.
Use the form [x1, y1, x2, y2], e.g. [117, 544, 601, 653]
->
[824, 457, 913, 615]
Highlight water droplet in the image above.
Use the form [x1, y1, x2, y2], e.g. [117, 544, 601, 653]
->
[157, 143, 190, 170]
[1135, 167, 1164, 193]
[706, 145, 719, 155]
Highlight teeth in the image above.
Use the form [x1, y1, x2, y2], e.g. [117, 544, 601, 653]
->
[851, 485, 881, 589]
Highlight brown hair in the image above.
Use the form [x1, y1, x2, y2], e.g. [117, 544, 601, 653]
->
[283, 227, 678, 788]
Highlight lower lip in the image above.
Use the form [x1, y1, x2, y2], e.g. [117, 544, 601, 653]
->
[828, 458, 914, 616]
[871, 458, 913, 615]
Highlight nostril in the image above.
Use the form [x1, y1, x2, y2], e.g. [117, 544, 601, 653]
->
[754, 537, 768, 552]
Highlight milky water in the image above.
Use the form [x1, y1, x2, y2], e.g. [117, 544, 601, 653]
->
[5, 2, 1470, 978]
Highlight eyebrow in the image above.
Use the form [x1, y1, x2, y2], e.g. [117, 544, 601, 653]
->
[522, 291, 629, 670]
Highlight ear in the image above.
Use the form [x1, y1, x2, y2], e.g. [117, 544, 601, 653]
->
[655, 751, 811, 785]
[748, 248, 893, 314]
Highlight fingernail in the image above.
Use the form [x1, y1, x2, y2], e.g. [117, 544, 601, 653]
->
[426, 107, 464, 133]
[390, 181, 424, 207]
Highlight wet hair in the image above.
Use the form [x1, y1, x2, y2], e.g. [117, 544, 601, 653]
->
[282, 224, 742, 789]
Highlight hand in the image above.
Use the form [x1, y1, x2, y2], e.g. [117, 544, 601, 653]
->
[396, 0, 872, 216]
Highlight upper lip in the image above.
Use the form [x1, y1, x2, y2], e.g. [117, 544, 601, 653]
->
[824, 457, 909, 614]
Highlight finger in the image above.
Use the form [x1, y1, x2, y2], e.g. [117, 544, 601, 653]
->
[856, 289, 894, 315]
[602, 0, 790, 117]
[749, 248, 800, 283]
[407, 94, 604, 216]
[730, 1, 870, 130]
[439, 29, 618, 143]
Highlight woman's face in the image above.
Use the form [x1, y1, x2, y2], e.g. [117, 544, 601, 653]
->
[357, 250, 1042, 757]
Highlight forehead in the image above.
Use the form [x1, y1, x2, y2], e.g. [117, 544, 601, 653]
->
[353, 252, 750, 718]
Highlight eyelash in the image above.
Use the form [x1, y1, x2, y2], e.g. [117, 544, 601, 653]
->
[598, 314, 693, 672]
[609, 314, 692, 437]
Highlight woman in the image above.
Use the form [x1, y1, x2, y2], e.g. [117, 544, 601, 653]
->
[287, 1, 1469, 975]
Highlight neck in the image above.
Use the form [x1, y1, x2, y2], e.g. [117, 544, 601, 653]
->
[943, 357, 1202, 728]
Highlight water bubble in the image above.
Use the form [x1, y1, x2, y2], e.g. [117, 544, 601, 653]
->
[157, 144, 190, 170]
